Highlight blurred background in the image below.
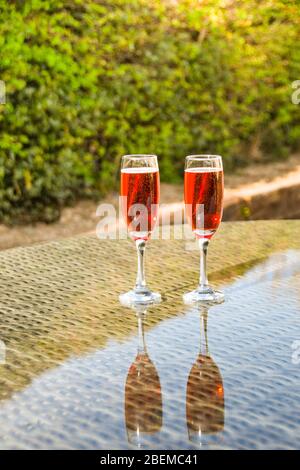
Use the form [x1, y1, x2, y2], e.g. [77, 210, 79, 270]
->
[0, 0, 299, 250]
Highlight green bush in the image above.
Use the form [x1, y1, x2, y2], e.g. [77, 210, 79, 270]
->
[0, 0, 299, 223]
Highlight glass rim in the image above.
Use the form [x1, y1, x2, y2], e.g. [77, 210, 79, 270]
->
[122, 154, 158, 159]
[185, 154, 222, 160]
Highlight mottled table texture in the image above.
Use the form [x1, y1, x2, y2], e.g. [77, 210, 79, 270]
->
[0, 220, 300, 449]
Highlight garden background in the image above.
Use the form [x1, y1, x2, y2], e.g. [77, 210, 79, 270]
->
[0, 0, 299, 246]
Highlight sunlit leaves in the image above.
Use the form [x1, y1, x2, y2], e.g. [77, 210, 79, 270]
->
[0, 0, 299, 222]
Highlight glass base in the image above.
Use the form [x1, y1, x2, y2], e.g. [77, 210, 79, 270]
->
[183, 287, 224, 305]
[119, 289, 161, 308]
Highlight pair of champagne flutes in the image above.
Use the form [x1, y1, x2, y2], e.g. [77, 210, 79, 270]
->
[120, 154, 224, 306]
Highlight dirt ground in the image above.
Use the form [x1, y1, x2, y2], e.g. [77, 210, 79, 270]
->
[0, 154, 299, 251]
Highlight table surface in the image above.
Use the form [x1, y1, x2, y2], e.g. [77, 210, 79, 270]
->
[0, 220, 300, 450]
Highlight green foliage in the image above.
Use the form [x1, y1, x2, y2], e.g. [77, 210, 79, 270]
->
[0, 0, 300, 223]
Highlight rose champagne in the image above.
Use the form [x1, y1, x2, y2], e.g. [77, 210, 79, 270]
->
[121, 167, 159, 240]
[184, 168, 224, 239]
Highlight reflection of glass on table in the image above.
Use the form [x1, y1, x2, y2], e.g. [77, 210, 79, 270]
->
[124, 306, 163, 447]
[186, 306, 224, 445]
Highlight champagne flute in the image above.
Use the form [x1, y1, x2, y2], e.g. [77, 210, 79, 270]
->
[119, 155, 161, 306]
[184, 155, 224, 303]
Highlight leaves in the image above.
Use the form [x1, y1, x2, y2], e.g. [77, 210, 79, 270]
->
[0, 0, 299, 223]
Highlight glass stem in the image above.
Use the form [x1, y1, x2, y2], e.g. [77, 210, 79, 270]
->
[137, 313, 147, 354]
[199, 307, 209, 356]
[135, 239, 147, 292]
[199, 238, 210, 292]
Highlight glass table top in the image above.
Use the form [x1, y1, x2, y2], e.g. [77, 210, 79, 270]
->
[0, 220, 299, 449]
